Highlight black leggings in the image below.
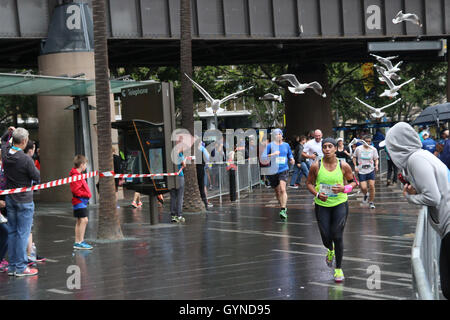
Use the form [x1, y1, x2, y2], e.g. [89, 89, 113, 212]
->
[440, 232, 450, 299]
[315, 202, 349, 269]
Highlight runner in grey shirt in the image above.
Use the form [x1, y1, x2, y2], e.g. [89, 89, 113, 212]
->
[353, 135, 379, 209]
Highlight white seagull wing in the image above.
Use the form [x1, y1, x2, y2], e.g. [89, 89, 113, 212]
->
[278, 74, 301, 88]
[307, 82, 324, 95]
[355, 97, 377, 112]
[219, 86, 254, 105]
[184, 73, 214, 103]
[379, 98, 401, 111]
[379, 71, 395, 89]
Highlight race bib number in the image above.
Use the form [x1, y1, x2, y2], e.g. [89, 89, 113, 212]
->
[361, 151, 372, 160]
[276, 157, 285, 165]
[319, 183, 338, 197]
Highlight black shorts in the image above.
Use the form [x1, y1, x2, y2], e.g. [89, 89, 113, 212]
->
[73, 208, 88, 218]
[268, 170, 289, 188]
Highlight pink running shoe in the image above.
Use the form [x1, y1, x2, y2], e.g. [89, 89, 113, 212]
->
[0, 259, 9, 273]
[15, 267, 38, 277]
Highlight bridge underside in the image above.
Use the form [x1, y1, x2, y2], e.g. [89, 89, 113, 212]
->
[0, 36, 446, 69]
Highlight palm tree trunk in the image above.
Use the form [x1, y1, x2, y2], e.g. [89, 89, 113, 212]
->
[180, 0, 205, 212]
[92, 0, 123, 239]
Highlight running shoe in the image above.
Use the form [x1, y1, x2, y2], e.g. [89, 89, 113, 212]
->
[178, 216, 186, 223]
[73, 242, 93, 250]
[15, 267, 38, 277]
[171, 215, 178, 222]
[279, 208, 288, 220]
[7, 269, 15, 276]
[326, 249, 335, 268]
[288, 185, 299, 189]
[363, 194, 368, 203]
[137, 201, 143, 208]
[369, 202, 376, 209]
[334, 268, 345, 283]
[0, 259, 8, 273]
[131, 201, 139, 208]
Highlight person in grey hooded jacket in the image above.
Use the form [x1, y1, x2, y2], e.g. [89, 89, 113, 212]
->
[385, 122, 450, 299]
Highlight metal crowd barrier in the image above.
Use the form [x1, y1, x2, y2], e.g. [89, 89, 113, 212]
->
[379, 148, 388, 176]
[205, 158, 261, 203]
[411, 206, 441, 300]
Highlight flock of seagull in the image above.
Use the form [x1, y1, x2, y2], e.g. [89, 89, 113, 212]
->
[185, 10, 421, 120]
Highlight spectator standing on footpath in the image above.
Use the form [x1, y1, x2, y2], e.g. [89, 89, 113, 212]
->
[422, 132, 437, 155]
[289, 135, 309, 189]
[385, 122, 450, 300]
[171, 151, 186, 223]
[70, 155, 93, 250]
[23, 141, 45, 264]
[1, 127, 40, 276]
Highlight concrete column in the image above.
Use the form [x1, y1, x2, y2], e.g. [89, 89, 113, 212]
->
[284, 64, 333, 139]
[37, 52, 117, 202]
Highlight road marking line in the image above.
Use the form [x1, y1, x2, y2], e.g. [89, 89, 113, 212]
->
[208, 228, 304, 240]
[308, 282, 406, 300]
[348, 276, 412, 288]
[374, 252, 411, 258]
[47, 289, 73, 295]
[272, 249, 391, 265]
[352, 268, 412, 278]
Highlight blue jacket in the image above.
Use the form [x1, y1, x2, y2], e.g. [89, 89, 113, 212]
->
[422, 138, 437, 154]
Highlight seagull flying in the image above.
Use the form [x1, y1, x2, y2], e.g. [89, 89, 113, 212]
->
[355, 97, 401, 119]
[374, 64, 401, 83]
[185, 74, 253, 114]
[272, 74, 326, 98]
[370, 54, 403, 73]
[259, 93, 283, 103]
[392, 11, 423, 27]
[378, 72, 415, 98]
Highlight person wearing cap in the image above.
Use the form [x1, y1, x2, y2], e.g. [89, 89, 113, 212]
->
[421, 132, 437, 155]
[353, 134, 379, 209]
[385, 122, 450, 299]
[306, 137, 357, 283]
[261, 129, 295, 220]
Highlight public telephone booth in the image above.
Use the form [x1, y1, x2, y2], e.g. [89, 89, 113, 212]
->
[112, 82, 177, 225]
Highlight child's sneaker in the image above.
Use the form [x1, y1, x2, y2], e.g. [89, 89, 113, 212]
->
[15, 267, 38, 277]
[137, 201, 143, 208]
[73, 242, 93, 250]
[131, 201, 139, 208]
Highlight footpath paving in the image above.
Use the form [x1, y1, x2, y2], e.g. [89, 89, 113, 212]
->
[0, 177, 423, 300]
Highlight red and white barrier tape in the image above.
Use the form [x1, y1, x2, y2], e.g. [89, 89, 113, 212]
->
[0, 169, 183, 195]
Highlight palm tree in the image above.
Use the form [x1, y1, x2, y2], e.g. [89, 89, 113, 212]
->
[180, 0, 205, 212]
[92, 0, 123, 239]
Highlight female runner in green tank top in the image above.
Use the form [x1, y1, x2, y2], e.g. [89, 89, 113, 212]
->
[306, 137, 358, 282]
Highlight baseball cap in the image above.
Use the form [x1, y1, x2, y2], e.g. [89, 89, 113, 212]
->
[272, 128, 283, 136]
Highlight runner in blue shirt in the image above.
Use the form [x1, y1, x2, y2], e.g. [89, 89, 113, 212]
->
[262, 128, 295, 220]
